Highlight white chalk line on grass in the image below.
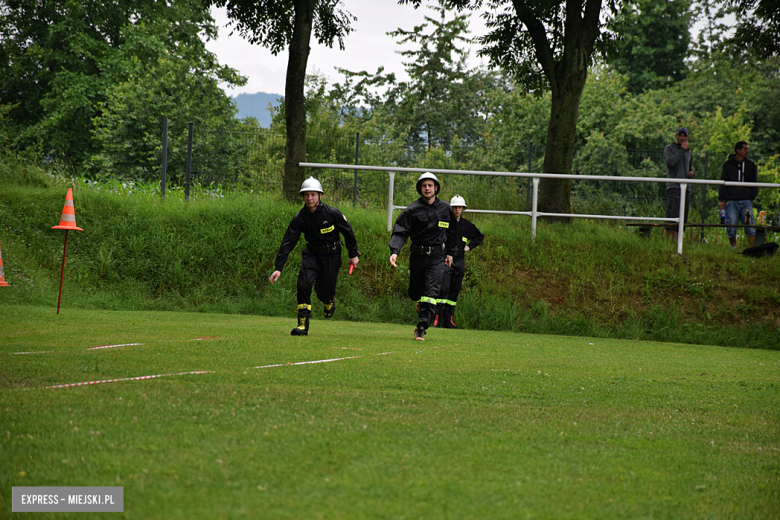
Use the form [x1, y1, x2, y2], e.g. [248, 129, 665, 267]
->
[14, 342, 144, 354]
[44, 350, 391, 386]
[86, 343, 142, 351]
[253, 352, 394, 369]
[46, 371, 214, 389]
[254, 356, 360, 369]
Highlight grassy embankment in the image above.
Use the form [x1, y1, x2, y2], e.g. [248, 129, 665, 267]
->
[0, 306, 778, 518]
[0, 158, 779, 349]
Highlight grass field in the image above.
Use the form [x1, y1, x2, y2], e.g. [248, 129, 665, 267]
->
[1, 304, 779, 519]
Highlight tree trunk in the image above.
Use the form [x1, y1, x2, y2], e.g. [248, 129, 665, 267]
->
[283, 0, 314, 200]
[539, 59, 588, 222]
[516, 0, 602, 223]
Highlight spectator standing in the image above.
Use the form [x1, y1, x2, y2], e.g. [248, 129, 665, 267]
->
[389, 173, 457, 341]
[269, 177, 360, 336]
[435, 195, 484, 329]
[664, 128, 694, 241]
[719, 141, 758, 250]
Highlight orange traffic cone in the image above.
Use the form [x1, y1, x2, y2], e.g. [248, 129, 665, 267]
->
[51, 188, 84, 313]
[52, 188, 84, 231]
[0, 241, 9, 287]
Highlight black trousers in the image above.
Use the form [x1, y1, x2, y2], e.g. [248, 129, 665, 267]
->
[665, 188, 690, 231]
[409, 253, 446, 329]
[297, 250, 341, 307]
[439, 255, 465, 305]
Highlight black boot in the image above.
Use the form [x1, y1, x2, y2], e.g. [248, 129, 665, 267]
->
[433, 304, 443, 327]
[447, 305, 461, 329]
[323, 300, 336, 318]
[291, 309, 310, 336]
[440, 305, 451, 328]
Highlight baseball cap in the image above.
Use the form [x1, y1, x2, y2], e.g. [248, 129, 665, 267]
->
[676, 127, 688, 136]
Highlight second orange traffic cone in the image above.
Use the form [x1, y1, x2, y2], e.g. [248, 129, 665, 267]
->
[52, 188, 84, 231]
[0, 241, 9, 287]
[51, 188, 84, 314]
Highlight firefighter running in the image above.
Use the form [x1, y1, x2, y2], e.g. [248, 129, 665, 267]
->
[434, 194, 484, 329]
[269, 177, 360, 336]
[389, 172, 457, 341]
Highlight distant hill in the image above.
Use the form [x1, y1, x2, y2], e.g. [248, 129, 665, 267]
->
[232, 92, 283, 127]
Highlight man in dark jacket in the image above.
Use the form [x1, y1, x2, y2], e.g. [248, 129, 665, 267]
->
[664, 127, 694, 240]
[719, 141, 759, 250]
[434, 194, 484, 329]
[269, 177, 360, 336]
[389, 172, 457, 341]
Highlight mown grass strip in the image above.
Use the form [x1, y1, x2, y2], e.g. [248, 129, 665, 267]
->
[1, 305, 778, 519]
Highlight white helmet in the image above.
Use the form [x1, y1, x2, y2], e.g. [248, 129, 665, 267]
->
[450, 194, 467, 207]
[416, 172, 440, 195]
[300, 176, 324, 194]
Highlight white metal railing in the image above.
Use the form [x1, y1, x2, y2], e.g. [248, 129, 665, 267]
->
[300, 162, 780, 255]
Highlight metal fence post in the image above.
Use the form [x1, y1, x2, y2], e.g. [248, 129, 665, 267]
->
[677, 183, 687, 255]
[531, 177, 539, 239]
[353, 132, 360, 208]
[701, 150, 709, 243]
[387, 171, 396, 232]
[185, 122, 194, 201]
[526, 141, 533, 212]
[161, 117, 168, 198]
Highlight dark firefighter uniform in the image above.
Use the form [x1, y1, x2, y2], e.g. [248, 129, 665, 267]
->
[274, 202, 359, 330]
[389, 197, 457, 330]
[436, 216, 484, 328]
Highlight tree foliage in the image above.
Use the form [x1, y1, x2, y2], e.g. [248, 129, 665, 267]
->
[608, 0, 693, 93]
[679, 15, 780, 158]
[314, 2, 504, 167]
[729, 0, 780, 58]
[386, 3, 491, 150]
[214, 0, 356, 200]
[0, 0, 243, 169]
[3, 0, 776, 217]
[402, 0, 619, 219]
[90, 52, 242, 181]
[465, 0, 617, 91]
[215, 0, 354, 51]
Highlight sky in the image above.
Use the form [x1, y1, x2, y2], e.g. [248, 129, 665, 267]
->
[205, 2, 492, 97]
